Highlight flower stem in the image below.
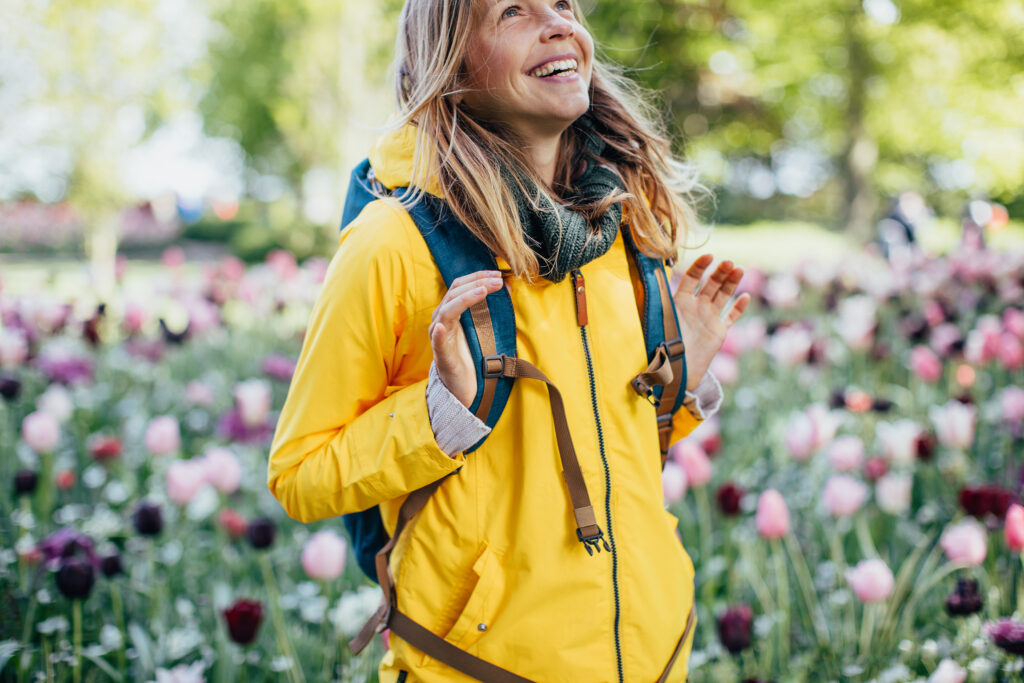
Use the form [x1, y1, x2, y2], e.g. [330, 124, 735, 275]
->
[771, 539, 790, 668]
[111, 582, 127, 673]
[858, 602, 876, 659]
[783, 533, 829, 647]
[18, 591, 38, 683]
[259, 553, 306, 683]
[72, 600, 82, 683]
[695, 486, 715, 643]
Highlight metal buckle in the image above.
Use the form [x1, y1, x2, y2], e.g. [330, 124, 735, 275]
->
[661, 339, 685, 362]
[631, 377, 661, 408]
[482, 354, 507, 379]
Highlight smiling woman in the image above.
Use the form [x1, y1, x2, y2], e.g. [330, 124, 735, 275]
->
[267, 0, 750, 681]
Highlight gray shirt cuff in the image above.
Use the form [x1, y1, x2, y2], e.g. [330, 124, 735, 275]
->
[682, 370, 723, 421]
[426, 360, 492, 457]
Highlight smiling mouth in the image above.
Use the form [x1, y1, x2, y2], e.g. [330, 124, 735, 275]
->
[528, 58, 579, 79]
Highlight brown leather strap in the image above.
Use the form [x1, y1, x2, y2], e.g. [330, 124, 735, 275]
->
[469, 300, 499, 423]
[657, 607, 696, 683]
[390, 608, 535, 683]
[483, 354, 608, 554]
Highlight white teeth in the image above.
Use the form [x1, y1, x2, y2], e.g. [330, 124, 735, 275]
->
[529, 58, 578, 78]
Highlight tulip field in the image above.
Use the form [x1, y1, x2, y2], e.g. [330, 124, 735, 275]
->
[2, 242, 1024, 682]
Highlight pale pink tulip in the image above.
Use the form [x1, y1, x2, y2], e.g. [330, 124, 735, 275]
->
[0, 328, 28, 368]
[999, 333, 1024, 371]
[929, 401, 976, 450]
[729, 318, 767, 354]
[22, 411, 60, 453]
[1006, 504, 1024, 553]
[1002, 387, 1024, 424]
[673, 441, 712, 487]
[785, 412, 816, 461]
[875, 474, 912, 515]
[145, 416, 181, 456]
[928, 659, 966, 683]
[202, 447, 242, 494]
[845, 558, 894, 603]
[835, 296, 877, 351]
[709, 353, 739, 385]
[166, 459, 211, 505]
[941, 518, 988, 567]
[923, 299, 946, 328]
[822, 475, 868, 518]
[875, 419, 922, 465]
[662, 462, 688, 504]
[185, 381, 216, 408]
[234, 379, 272, 428]
[806, 404, 842, 449]
[123, 301, 148, 335]
[929, 323, 962, 358]
[827, 436, 865, 472]
[755, 489, 790, 539]
[767, 326, 813, 367]
[763, 273, 800, 309]
[1004, 308, 1024, 340]
[37, 385, 74, 423]
[909, 345, 942, 383]
[301, 530, 347, 581]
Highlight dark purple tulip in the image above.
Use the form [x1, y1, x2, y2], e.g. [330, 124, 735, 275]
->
[100, 552, 124, 578]
[38, 528, 97, 570]
[55, 557, 95, 599]
[829, 388, 846, 410]
[717, 604, 753, 654]
[987, 619, 1024, 655]
[223, 599, 263, 645]
[716, 483, 745, 516]
[246, 517, 276, 550]
[133, 502, 163, 536]
[901, 314, 930, 343]
[14, 469, 38, 495]
[916, 433, 937, 461]
[946, 578, 983, 617]
[159, 318, 190, 345]
[261, 354, 297, 381]
[0, 373, 21, 400]
[871, 397, 895, 413]
[959, 485, 1013, 520]
[217, 408, 273, 445]
[35, 354, 94, 385]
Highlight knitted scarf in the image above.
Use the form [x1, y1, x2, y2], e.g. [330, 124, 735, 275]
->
[507, 117, 625, 283]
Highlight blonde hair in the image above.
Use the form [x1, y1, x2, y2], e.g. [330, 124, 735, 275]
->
[389, 0, 711, 282]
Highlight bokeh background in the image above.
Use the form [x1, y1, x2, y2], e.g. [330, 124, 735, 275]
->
[2, 1, 1024, 682]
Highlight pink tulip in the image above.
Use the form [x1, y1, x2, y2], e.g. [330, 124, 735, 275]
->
[929, 323, 963, 358]
[234, 379, 272, 428]
[729, 318, 767, 353]
[875, 419, 922, 465]
[767, 326, 813, 367]
[785, 412, 816, 461]
[845, 558, 894, 603]
[673, 441, 712, 487]
[909, 345, 943, 383]
[929, 401, 976, 450]
[185, 381, 216, 408]
[755, 489, 790, 539]
[763, 273, 800, 309]
[928, 659, 966, 683]
[22, 411, 60, 453]
[301, 530, 347, 581]
[999, 333, 1024, 371]
[145, 416, 181, 456]
[1006, 504, 1024, 553]
[806, 404, 841, 449]
[709, 353, 739, 385]
[923, 299, 946, 328]
[166, 459, 211, 506]
[875, 473, 912, 515]
[835, 296, 877, 351]
[1005, 308, 1024, 340]
[123, 301, 148, 335]
[37, 385, 74, 423]
[662, 462, 688, 504]
[822, 475, 868, 518]
[0, 328, 28, 368]
[827, 435, 865, 472]
[941, 518, 988, 567]
[1003, 387, 1024, 424]
[202, 447, 242, 494]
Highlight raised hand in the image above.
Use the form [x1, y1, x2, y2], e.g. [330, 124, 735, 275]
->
[671, 254, 751, 391]
[429, 270, 507, 408]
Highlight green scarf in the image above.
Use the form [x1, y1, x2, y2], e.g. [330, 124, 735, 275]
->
[507, 117, 625, 283]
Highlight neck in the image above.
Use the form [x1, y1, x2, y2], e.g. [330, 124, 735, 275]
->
[521, 133, 562, 189]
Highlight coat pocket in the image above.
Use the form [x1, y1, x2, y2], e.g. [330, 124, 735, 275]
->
[418, 543, 506, 668]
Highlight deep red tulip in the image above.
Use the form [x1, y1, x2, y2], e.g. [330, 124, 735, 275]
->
[223, 599, 263, 645]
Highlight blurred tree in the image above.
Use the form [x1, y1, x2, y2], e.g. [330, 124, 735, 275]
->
[6, 0, 198, 298]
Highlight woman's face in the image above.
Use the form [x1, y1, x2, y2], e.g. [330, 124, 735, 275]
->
[460, 0, 594, 142]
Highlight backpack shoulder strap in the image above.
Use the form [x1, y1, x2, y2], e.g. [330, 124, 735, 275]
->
[620, 224, 688, 467]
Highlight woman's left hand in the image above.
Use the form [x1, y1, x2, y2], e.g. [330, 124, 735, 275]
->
[671, 254, 751, 391]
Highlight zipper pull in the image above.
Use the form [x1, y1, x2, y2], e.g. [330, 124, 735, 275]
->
[572, 269, 588, 327]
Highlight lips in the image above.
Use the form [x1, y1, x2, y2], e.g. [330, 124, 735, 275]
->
[527, 54, 579, 78]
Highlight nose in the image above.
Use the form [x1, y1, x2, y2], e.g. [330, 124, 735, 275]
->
[540, 9, 574, 41]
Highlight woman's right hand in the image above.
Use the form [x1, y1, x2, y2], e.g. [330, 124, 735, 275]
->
[429, 270, 507, 409]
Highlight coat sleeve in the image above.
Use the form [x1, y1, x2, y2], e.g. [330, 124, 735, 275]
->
[266, 201, 465, 524]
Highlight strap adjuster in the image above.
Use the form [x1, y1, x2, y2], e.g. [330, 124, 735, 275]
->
[631, 377, 661, 408]
[482, 354, 508, 379]
[657, 413, 674, 432]
[661, 338, 685, 362]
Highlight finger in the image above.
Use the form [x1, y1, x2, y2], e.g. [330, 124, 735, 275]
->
[676, 254, 713, 297]
[722, 293, 751, 326]
[435, 284, 492, 329]
[711, 266, 744, 308]
[432, 277, 504, 322]
[697, 260, 733, 302]
[448, 270, 503, 291]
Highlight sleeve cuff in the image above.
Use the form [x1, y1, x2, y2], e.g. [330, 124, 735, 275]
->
[682, 370, 723, 421]
[426, 361, 493, 457]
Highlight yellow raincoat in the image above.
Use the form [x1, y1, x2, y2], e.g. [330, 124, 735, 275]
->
[267, 125, 702, 682]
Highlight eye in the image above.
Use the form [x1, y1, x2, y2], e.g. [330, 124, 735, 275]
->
[554, 0, 572, 10]
[500, 5, 521, 19]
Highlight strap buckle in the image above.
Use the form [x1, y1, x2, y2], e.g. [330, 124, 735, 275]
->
[661, 338, 685, 362]
[631, 377, 661, 408]
[576, 527, 611, 556]
[482, 354, 508, 379]
[657, 413, 674, 433]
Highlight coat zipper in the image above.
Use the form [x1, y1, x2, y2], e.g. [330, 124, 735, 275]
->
[572, 268, 624, 683]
